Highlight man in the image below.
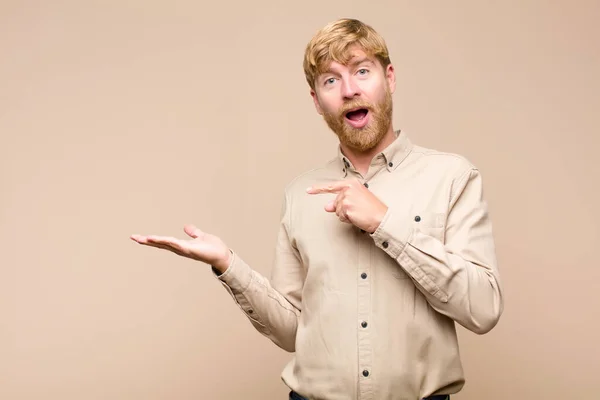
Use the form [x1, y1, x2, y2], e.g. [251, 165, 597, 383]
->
[131, 18, 503, 400]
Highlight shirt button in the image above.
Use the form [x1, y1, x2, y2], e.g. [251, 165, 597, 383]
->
[415, 215, 421, 222]
[361, 272, 367, 279]
[382, 241, 389, 248]
[363, 182, 369, 188]
[248, 309, 253, 314]
[361, 321, 368, 328]
[362, 370, 370, 377]
[388, 162, 394, 167]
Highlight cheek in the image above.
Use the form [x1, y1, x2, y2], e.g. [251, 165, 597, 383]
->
[319, 97, 342, 115]
[360, 80, 388, 102]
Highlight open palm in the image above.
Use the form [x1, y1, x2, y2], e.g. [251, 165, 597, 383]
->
[130, 224, 231, 271]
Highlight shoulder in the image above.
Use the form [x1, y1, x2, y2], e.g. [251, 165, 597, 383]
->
[409, 142, 487, 204]
[410, 143, 479, 177]
[282, 157, 341, 197]
[273, 157, 340, 220]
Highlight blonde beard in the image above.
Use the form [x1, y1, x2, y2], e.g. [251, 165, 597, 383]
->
[322, 88, 393, 152]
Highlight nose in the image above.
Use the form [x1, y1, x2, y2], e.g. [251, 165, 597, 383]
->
[341, 77, 361, 99]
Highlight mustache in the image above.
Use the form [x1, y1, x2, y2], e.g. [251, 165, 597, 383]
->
[336, 101, 374, 118]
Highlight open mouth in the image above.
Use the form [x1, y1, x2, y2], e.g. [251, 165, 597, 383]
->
[344, 108, 370, 128]
[345, 108, 369, 121]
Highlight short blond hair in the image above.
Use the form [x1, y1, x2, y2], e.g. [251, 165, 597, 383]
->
[303, 18, 392, 90]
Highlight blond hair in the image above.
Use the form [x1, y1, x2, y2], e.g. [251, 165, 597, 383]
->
[303, 18, 391, 90]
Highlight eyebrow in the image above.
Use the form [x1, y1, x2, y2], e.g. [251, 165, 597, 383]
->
[321, 58, 375, 76]
[348, 57, 375, 67]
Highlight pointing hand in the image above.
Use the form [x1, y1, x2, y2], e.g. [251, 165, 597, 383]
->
[306, 179, 388, 234]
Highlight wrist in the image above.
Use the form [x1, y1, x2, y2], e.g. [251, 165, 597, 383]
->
[212, 250, 233, 274]
[368, 205, 388, 233]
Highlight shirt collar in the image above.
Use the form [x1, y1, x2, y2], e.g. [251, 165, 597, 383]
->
[337, 130, 413, 177]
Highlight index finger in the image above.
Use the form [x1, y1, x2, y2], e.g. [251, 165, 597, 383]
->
[306, 181, 349, 194]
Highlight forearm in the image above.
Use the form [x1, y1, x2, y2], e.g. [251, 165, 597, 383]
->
[371, 167, 503, 334]
[394, 232, 502, 334]
[214, 252, 300, 351]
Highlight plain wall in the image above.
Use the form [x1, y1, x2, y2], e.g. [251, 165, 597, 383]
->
[1, 1, 599, 399]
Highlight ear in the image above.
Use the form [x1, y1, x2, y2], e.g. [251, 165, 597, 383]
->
[311, 89, 324, 115]
[385, 64, 396, 94]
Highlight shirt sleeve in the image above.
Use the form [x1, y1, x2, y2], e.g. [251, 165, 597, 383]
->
[370, 167, 504, 334]
[212, 191, 304, 352]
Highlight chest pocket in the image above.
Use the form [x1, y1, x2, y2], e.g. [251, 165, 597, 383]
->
[412, 211, 446, 243]
[390, 211, 446, 280]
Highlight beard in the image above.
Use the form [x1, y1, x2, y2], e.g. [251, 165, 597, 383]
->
[322, 87, 393, 152]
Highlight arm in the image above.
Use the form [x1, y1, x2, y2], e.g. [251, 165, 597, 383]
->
[371, 167, 503, 334]
[213, 193, 304, 351]
[130, 192, 305, 351]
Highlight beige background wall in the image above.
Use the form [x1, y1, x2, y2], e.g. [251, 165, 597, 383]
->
[1, 1, 599, 399]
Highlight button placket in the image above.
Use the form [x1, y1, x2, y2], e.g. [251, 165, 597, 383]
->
[357, 226, 373, 398]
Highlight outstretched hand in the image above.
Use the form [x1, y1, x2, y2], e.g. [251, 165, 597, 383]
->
[306, 179, 388, 234]
[130, 224, 232, 273]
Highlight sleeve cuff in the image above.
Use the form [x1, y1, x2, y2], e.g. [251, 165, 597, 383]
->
[370, 207, 414, 259]
[211, 251, 252, 293]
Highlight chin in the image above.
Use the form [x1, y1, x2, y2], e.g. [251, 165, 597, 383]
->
[342, 132, 381, 152]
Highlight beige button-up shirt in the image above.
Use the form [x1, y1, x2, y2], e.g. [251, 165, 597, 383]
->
[214, 131, 503, 400]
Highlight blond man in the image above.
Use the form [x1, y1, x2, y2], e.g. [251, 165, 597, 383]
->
[132, 18, 503, 400]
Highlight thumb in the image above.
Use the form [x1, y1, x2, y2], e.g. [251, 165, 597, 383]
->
[184, 224, 203, 238]
[324, 200, 336, 213]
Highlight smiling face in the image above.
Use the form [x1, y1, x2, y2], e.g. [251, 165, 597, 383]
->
[311, 45, 396, 152]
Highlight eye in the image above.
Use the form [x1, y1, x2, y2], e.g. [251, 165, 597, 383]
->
[357, 68, 369, 75]
[324, 77, 337, 86]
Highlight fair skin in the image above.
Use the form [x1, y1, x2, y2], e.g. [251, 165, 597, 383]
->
[311, 46, 397, 174]
[307, 47, 396, 237]
[131, 48, 396, 273]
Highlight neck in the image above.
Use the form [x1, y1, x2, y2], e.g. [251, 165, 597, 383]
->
[341, 127, 397, 176]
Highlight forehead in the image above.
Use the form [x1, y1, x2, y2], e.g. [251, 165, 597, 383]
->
[320, 46, 378, 74]
[343, 45, 370, 60]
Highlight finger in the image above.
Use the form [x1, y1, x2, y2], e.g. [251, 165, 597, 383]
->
[306, 181, 349, 194]
[324, 200, 336, 213]
[130, 234, 147, 244]
[141, 241, 186, 257]
[337, 209, 349, 223]
[131, 233, 182, 252]
[184, 224, 203, 238]
[336, 195, 351, 223]
[131, 234, 176, 245]
[336, 193, 346, 214]
[145, 235, 185, 251]
[335, 199, 343, 219]
[335, 199, 345, 221]
[325, 191, 344, 212]
[149, 237, 190, 256]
